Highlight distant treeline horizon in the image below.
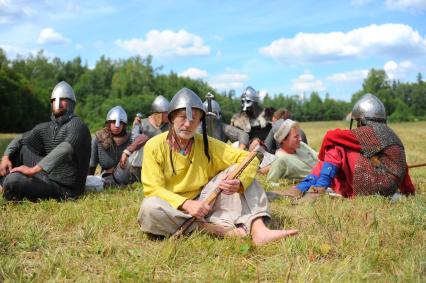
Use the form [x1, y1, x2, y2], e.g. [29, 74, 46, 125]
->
[1, 48, 425, 133]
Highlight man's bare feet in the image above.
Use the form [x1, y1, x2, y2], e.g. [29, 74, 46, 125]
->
[251, 228, 298, 246]
[198, 222, 247, 238]
[225, 227, 247, 238]
[250, 218, 298, 246]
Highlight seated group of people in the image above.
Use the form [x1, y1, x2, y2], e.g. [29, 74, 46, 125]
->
[0, 82, 415, 246]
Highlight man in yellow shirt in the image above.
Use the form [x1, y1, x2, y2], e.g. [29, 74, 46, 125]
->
[137, 88, 297, 245]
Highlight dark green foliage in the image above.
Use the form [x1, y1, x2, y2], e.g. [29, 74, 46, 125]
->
[1, 49, 425, 133]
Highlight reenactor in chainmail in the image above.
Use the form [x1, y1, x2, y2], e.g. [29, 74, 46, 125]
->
[230, 86, 273, 143]
[202, 97, 249, 150]
[0, 81, 91, 201]
[88, 106, 142, 187]
[128, 95, 170, 176]
[278, 93, 415, 202]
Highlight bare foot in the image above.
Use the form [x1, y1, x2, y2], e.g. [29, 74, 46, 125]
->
[252, 229, 298, 246]
[225, 227, 247, 238]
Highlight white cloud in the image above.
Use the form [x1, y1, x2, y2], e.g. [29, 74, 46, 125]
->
[260, 24, 426, 64]
[0, 43, 30, 57]
[209, 70, 249, 90]
[37, 27, 70, 45]
[291, 73, 326, 93]
[116, 29, 210, 57]
[258, 89, 269, 100]
[0, 0, 37, 24]
[327, 69, 369, 83]
[178, 67, 208, 79]
[384, 60, 414, 79]
[386, 0, 426, 12]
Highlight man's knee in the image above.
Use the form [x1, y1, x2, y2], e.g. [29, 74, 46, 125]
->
[138, 197, 168, 221]
[2, 173, 27, 200]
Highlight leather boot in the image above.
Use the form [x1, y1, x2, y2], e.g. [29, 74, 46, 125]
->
[271, 187, 303, 199]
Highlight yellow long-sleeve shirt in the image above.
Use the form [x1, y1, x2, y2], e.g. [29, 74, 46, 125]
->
[142, 132, 260, 209]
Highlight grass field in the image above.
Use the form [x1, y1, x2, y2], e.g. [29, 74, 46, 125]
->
[0, 121, 425, 282]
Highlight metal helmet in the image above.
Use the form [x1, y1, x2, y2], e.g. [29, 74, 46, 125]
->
[351, 93, 386, 126]
[241, 86, 259, 112]
[203, 99, 222, 119]
[50, 81, 76, 112]
[168, 88, 205, 122]
[106, 105, 128, 127]
[151, 95, 170, 113]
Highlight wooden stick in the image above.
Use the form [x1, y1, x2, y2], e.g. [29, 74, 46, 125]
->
[170, 150, 259, 239]
[408, 163, 426, 169]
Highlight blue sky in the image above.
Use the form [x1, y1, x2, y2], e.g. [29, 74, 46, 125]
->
[1, 0, 426, 101]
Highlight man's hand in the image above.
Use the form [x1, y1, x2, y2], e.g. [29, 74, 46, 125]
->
[181, 199, 211, 219]
[219, 178, 242, 195]
[0, 156, 12, 176]
[10, 165, 42, 177]
[249, 138, 261, 151]
[119, 152, 128, 169]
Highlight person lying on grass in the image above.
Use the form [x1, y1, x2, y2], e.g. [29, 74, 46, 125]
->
[276, 93, 415, 204]
[137, 88, 298, 245]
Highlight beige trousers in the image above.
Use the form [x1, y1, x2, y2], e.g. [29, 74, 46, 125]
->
[137, 166, 270, 236]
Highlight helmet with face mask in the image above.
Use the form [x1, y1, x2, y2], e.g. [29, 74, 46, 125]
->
[106, 106, 128, 127]
[50, 81, 76, 114]
[351, 93, 386, 129]
[151, 95, 170, 113]
[241, 86, 259, 112]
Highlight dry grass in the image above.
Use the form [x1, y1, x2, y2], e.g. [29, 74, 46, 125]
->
[0, 121, 425, 282]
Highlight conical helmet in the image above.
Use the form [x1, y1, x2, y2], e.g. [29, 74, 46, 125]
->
[352, 93, 386, 122]
[203, 99, 222, 119]
[106, 106, 128, 127]
[168, 88, 205, 122]
[151, 95, 170, 113]
[50, 81, 76, 112]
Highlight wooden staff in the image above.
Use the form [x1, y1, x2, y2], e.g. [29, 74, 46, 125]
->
[170, 149, 259, 239]
[408, 163, 426, 169]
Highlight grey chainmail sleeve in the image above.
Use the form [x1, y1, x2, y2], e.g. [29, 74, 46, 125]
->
[38, 142, 74, 173]
[89, 137, 99, 168]
[222, 123, 250, 146]
[3, 134, 23, 156]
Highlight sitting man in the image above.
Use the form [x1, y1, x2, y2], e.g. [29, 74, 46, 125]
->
[129, 95, 170, 176]
[137, 88, 297, 245]
[203, 95, 249, 150]
[89, 106, 144, 187]
[265, 119, 318, 182]
[0, 81, 91, 201]
[282, 93, 415, 201]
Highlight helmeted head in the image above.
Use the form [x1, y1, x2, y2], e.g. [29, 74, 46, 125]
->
[151, 95, 170, 113]
[106, 106, 128, 127]
[241, 86, 259, 112]
[351, 93, 386, 128]
[168, 88, 206, 122]
[50, 81, 76, 116]
[203, 99, 222, 120]
[168, 87, 210, 161]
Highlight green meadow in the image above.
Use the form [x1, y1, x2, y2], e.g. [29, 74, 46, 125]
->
[0, 121, 425, 282]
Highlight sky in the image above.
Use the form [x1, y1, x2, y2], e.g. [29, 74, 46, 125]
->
[1, 0, 426, 101]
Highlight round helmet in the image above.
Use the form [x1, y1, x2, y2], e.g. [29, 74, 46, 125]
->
[151, 95, 170, 113]
[203, 99, 222, 119]
[50, 81, 76, 112]
[168, 88, 205, 122]
[106, 105, 128, 127]
[351, 93, 386, 125]
[241, 86, 259, 112]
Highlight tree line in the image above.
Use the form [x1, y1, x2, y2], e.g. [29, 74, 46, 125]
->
[1, 48, 425, 133]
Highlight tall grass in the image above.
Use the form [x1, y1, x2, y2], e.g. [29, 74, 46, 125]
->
[0, 122, 425, 282]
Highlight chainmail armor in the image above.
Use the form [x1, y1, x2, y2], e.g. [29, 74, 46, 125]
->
[22, 114, 91, 195]
[352, 122, 406, 196]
